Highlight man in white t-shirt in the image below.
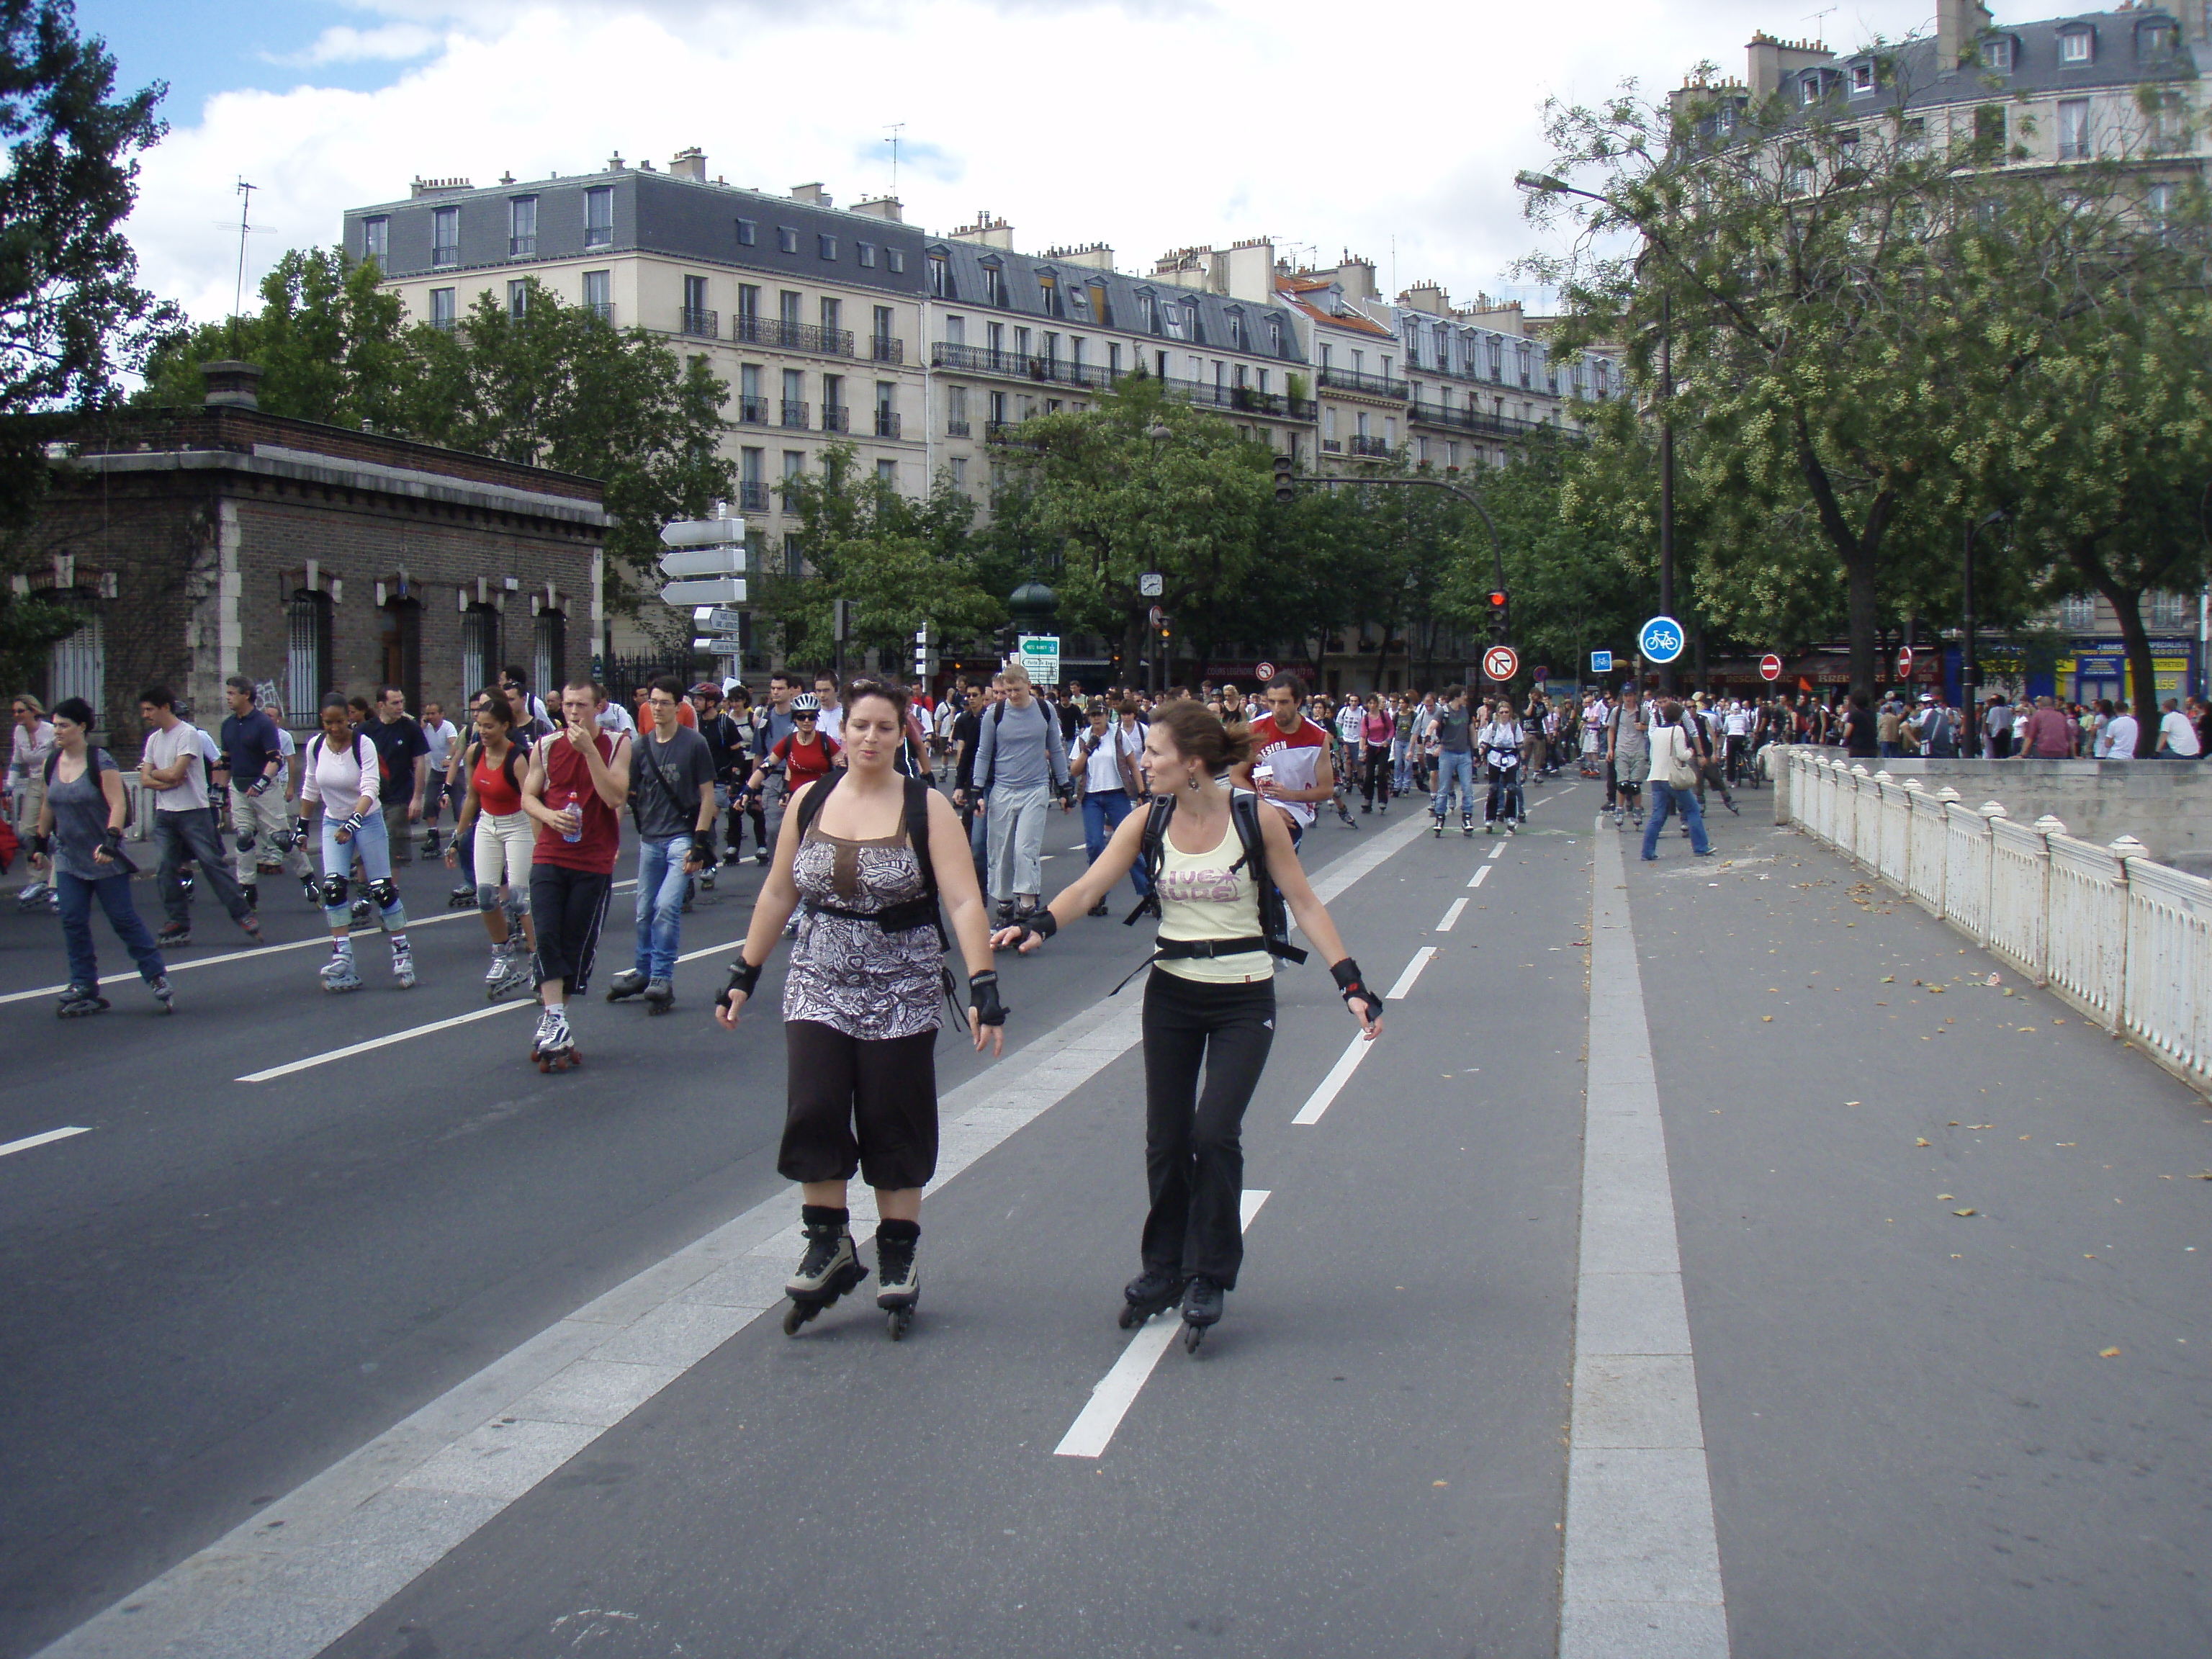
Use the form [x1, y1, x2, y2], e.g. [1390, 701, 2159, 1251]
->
[811, 671, 844, 745]
[2156, 698, 2200, 758]
[139, 685, 261, 944]
[2104, 704, 2141, 759]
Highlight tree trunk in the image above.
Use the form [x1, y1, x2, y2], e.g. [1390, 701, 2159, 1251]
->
[2107, 588, 2161, 756]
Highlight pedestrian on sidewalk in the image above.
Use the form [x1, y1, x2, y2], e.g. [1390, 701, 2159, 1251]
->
[715, 677, 1004, 1341]
[363, 687, 431, 866]
[30, 697, 170, 1017]
[1069, 698, 1150, 915]
[446, 688, 536, 999]
[521, 680, 631, 1070]
[302, 696, 416, 992]
[606, 677, 716, 1014]
[220, 675, 311, 909]
[2015, 695, 2075, 758]
[2157, 697, 2202, 759]
[991, 698, 1382, 1349]
[1983, 696, 2015, 758]
[1606, 687, 1649, 828]
[971, 661, 1072, 925]
[1842, 693, 1878, 758]
[1642, 701, 1714, 860]
[2103, 701, 2141, 760]
[139, 685, 261, 948]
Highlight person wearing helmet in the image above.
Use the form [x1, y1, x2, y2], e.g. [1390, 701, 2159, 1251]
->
[744, 693, 841, 796]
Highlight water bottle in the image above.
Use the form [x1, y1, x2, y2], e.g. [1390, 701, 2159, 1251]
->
[561, 788, 583, 844]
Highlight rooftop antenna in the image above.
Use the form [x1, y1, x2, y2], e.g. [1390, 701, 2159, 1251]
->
[1802, 6, 1834, 46]
[886, 122, 905, 198]
[230, 179, 258, 358]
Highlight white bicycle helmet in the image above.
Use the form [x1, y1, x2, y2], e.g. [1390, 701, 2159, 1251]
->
[791, 692, 820, 714]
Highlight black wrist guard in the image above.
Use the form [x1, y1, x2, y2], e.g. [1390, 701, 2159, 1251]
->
[1331, 956, 1381, 1017]
[691, 831, 715, 865]
[970, 969, 1007, 1026]
[30, 831, 50, 858]
[724, 956, 761, 1001]
[101, 827, 126, 860]
[1025, 907, 1058, 941]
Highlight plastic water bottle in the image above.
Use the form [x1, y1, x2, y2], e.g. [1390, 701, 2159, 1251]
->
[561, 788, 583, 844]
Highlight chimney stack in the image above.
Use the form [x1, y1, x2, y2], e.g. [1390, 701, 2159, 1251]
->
[669, 146, 707, 181]
[199, 361, 263, 410]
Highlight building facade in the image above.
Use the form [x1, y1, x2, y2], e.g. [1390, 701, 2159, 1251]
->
[23, 366, 606, 755]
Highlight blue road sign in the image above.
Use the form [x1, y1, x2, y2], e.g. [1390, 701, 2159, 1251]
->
[1591, 650, 1614, 674]
[1638, 615, 1686, 664]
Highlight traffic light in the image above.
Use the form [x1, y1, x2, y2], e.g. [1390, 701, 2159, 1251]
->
[1272, 451, 1295, 505]
[1487, 590, 1511, 643]
[995, 621, 1017, 659]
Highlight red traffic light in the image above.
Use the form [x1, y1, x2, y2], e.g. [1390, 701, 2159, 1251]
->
[1487, 590, 1509, 608]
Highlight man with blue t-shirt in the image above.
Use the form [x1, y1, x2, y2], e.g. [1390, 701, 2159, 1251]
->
[220, 676, 310, 907]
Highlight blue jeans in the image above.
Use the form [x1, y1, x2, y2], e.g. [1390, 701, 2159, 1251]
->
[319, 806, 407, 930]
[1431, 751, 1476, 817]
[1082, 788, 1150, 896]
[55, 868, 166, 989]
[633, 834, 693, 980]
[1642, 781, 1710, 858]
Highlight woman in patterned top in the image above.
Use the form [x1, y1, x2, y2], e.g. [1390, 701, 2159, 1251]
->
[715, 677, 1002, 1339]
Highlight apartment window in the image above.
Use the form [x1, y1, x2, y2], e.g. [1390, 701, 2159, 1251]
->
[282, 600, 324, 726]
[429, 287, 456, 330]
[737, 217, 756, 246]
[2149, 591, 2191, 629]
[821, 297, 841, 338]
[508, 196, 536, 257]
[1012, 325, 1030, 362]
[2146, 91, 2188, 152]
[1138, 292, 1158, 333]
[858, 242, 876, 268]
[1488, 338, 1503, 380]
[818, 233, 837, 260]
[783, 450, 804, 480]
[2149, 180, 2177, 227]
[459, 604, 497, 706]
[1108, 342, 1122, 376]
[1899, 115, 1928, 154]
[2061, 595, 2096, 631]
[1545, 359, 1558, 395]
[781, 367, 804, 426]
[1717, 102, 1737, 134]
[1163, 303, 1190, 341]
[361, 215, 388, 264]
[886, 248, 905, 274]
[876, 459, 896, 485]
[1269, 317, 1282, 353]
[779, 289, 802, 331]
[583, 269, 611, 323]
[2140, 19, 2179, 55]
[778, 226, 799, 253]
[1596, 359, 1611, 397]
[1357, 411, 1370, 440]
[983, 264, 1006, 305]
[1038, 275, 1061, 316]
[1799, 73, 1823, 106]
[1983, 35, 2015, 71]
[948, 384, 968, 431]
[874, 381, 895, 437]
[988, 389, 1007, 426]
[508, 279, 529, 319]
[930, 256, 951, 297]
[2057, 98, 2092, 159]
[944, 313, 966, 347]
[1516, 343, 1532, 388]
[2059, 27, 2092, 64]
[531, 612, 564, 698]
[1851, 60, 1874, 93]
[951, 457, 968, 493]
[431, 206, 459, 267]
[742, 446, 763, 498]
[986, 320, 1004, 356]
[783, 536, 804, 577]
[585, 186, 613, 248]
[684, 273, 712, 336]
[1448, 442, 1461, 468]
[1323, 406, 1337, 440]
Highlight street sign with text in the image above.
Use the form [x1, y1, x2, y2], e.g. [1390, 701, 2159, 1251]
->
[695, 606, 745, 632]
[1018, 634, 1061, 685]
[659, 546, 747, 580]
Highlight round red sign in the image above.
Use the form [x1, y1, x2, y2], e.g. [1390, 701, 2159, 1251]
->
[1255, 660, 1275, 680]
[1760, 653, 1783, 682]
[1483, 645, 1520, 683]
[1896, 645, 1914, 678]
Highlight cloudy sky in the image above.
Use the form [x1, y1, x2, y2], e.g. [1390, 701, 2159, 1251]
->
[91, 0, 1933, 327]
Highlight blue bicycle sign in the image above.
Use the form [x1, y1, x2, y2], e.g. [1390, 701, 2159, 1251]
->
[1638, 615, 1686, 664]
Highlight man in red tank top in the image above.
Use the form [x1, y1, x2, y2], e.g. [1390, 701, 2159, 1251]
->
[521, 680, 632, 1069]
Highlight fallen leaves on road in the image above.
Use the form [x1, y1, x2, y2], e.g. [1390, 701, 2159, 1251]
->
[1938, 1193, 1954, 1200]
[1763, 1015, 1773, 1022]
[1915, 1138, 1932, 1147]
[1954, 1208, 1977, 1217]
[2099, 1347, 2122, 1358]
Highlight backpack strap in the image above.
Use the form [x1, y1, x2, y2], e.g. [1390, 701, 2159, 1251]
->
[791, 765, 843, 839]
[903, 774, 949, 950]
[1121, 793, 1176, 927]
[1228, 788, 1308, 966]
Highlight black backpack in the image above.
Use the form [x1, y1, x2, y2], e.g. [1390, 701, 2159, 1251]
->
[1123, 788, 1307, 969]
[791, 768, 947, 948]
[48, 747, 134, 828]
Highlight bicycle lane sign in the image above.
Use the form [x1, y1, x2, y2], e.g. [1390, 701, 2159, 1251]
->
[1638, 614, 1686, 664]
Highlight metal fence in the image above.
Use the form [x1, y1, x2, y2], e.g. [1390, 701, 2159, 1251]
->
[1781, 749, 2206, 1093]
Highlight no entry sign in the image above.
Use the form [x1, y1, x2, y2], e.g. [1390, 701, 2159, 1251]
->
[1483, 645, 1520, 683]
[1760, 653, 1783, 682]
[1896, 645, 1914, 678]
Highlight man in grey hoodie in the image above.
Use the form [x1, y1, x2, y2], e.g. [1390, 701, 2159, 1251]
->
[971, 661, 1072, 922]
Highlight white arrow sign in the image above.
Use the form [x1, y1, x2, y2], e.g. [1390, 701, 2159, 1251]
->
[660, 518, 745, 547]
[695, 606, 745, 631]
[659, 546, 747, 580]
[661, 577, 747, 606]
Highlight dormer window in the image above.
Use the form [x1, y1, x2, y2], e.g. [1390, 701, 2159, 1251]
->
[1717, 102, 1737, 133]
[1851, 60, 1874, 94]
[1138, 291, 1159, 333]
[982, 262, 1006, 306]
[2139, 18, 2178, 56]
[1982, 35, 2014, 71]
[1799, 72, 1825, 107]
[929, 254, 951, 298]
[1268, 316, 1282, 353]
[2059, 25, 2093, 65]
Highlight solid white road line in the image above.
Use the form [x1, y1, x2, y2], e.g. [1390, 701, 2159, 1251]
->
[1, 1125, 91, 1159]
[1437, 897, 1468, 932]
[1053, 1189, 1270, 1459]
[1467, 864, 1492, 890]
[237, 931, 747, 1083]
[0, 880, 641, 1010]
[1290, 947, 1434, 1126]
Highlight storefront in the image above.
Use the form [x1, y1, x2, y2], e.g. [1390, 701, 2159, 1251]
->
[2057, 637, 2199, 709]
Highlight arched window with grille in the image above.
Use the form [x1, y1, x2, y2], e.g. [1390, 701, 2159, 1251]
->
[47, 611, 104, 723]
[461, 603, 500, 703]
[284, 593, 331, 719]
[533, 609, 565, 696]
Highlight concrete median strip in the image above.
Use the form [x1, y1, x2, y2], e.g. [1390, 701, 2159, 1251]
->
[1561, 819, 1730, 1658]
[38, 811, 1432, 1659]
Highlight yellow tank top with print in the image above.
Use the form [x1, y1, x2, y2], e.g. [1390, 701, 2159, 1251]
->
[1154, 808, 1272, 984]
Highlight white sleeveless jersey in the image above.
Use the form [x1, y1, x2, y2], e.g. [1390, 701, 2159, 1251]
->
[1251, 715, 1329, 828]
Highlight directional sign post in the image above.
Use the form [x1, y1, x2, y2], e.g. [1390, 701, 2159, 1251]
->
[1637, 615, 1686, 665]
[1018, 634, 1061, 685]
[1759, 653, 1784, 683]
[1482, 644, 1520, 683]
[660, 519, 749, 611]
[660, 576, 747, 607]
[1591, 649, 1614, 675]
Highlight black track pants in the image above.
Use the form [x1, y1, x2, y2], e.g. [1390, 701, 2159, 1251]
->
[1139, 971, 1276, 1289]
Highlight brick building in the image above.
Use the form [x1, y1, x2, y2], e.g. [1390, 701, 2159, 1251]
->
[19, 364, 606, 756]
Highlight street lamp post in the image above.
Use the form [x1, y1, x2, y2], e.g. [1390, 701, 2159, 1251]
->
[1961, 510, 2005, 757]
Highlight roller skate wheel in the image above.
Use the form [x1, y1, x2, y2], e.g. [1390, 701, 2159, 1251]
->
[1118, 1303, 1143, 1329]
[1183, 1321, 1205, 1354]
[782, 1304, 806, 1336]
[886, 1308, 912, 1341]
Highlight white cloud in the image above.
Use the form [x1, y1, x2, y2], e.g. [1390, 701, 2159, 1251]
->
[272, 22, 446, 66]
[130, 0, 1933, 330]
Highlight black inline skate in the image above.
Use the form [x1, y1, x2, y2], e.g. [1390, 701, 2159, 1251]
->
[1179, 1274, 1226, 1354]
[1118, 1265, 1186, 1330]
[876, 1220, 920, 1340]
[783, 1208, 868, 1334]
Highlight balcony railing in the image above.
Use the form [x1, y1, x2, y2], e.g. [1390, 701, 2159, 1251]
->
[780, 400, 809, 428]
[1348, 434, 1394, 457]
[680, 308, 718, 339]
[984, 420, 1020, 444]
[584, 302, 614, 325]
[1321, 438, 1343, 453]
[737, 481, 770, 513]
[946, 416, 971, 438]
[822, 405, 850, 433]
[1318, 366, 1410, 400]
[733, 316, 858, 357]
[930, 341, 1125, 390]
[736, 397, 768, 425]
[510, 237, 536, 258]
[431, 245, 458, 269]
[1407, 400, 1540, 439]
[870, 335, 904, 364]
[874, 410, 901, 439]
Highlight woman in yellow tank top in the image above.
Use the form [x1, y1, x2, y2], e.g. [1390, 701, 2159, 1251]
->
[992, 701, 1382, 1350]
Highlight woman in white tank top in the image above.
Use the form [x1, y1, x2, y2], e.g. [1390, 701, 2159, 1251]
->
[992, 701, 1383, 1350]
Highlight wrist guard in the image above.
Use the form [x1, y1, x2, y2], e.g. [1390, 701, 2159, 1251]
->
[970, 969, 1007, 1026]
[691, 831, 715, 865]
[1331, 956, 1382, 1019]
[247, 774, 272, 796]
[1019, 907, 1058, 945]
[336, 812, 363, 837]
[724, 956, 761, 1001]
[29, 831, 50, 858]
[101, 827, 126, 860]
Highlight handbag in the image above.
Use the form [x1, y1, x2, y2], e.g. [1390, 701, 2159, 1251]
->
[1663, 726, 1699, 789]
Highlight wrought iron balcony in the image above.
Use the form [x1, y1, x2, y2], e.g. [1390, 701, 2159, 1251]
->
[984, 420, 1020, 444]
[583, 302, 614, 325]
[737, 481, 770, 512]
[946, 416, 971, 438]
[1348, 434, 1394, 457]
[870, 335, 904, 364]
[930, 341, 1123, 390]
[510, 237, 536, 258]
[780, 400, 809, 428]
[874, 410, 901, 439]
[732, 316, 856, 357]
[1321, 437, 1343, 453]
[431, 245, 458, 269]
[736, 397, 768, 425]
[1408, 400, 1541, 439]
[680, 308, 718, 339]
[1317, 366, 1410, 400]
[822, 405, 850, 433]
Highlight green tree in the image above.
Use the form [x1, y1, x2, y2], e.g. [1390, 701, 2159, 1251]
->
[0, 0, 176, 668]
[138, 247, 414, 430]
[766, 441, 1001, 669]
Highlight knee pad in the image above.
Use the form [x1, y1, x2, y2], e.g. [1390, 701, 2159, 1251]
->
[319, 873, 349, 908]
[476, 884, 503, 913]
[369, 876, 400, 909]
[235, 831, 256, 854]
[504, 894, 529, 925]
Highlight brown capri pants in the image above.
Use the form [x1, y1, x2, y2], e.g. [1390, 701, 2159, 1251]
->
[778, 1021, 940, 1190]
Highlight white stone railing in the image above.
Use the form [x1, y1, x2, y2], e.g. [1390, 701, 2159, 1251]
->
[1782, 749, 2210, 1094]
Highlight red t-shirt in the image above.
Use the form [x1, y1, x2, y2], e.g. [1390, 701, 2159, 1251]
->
[774, 731, 841, 788]
[534, 730, 623, 873]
